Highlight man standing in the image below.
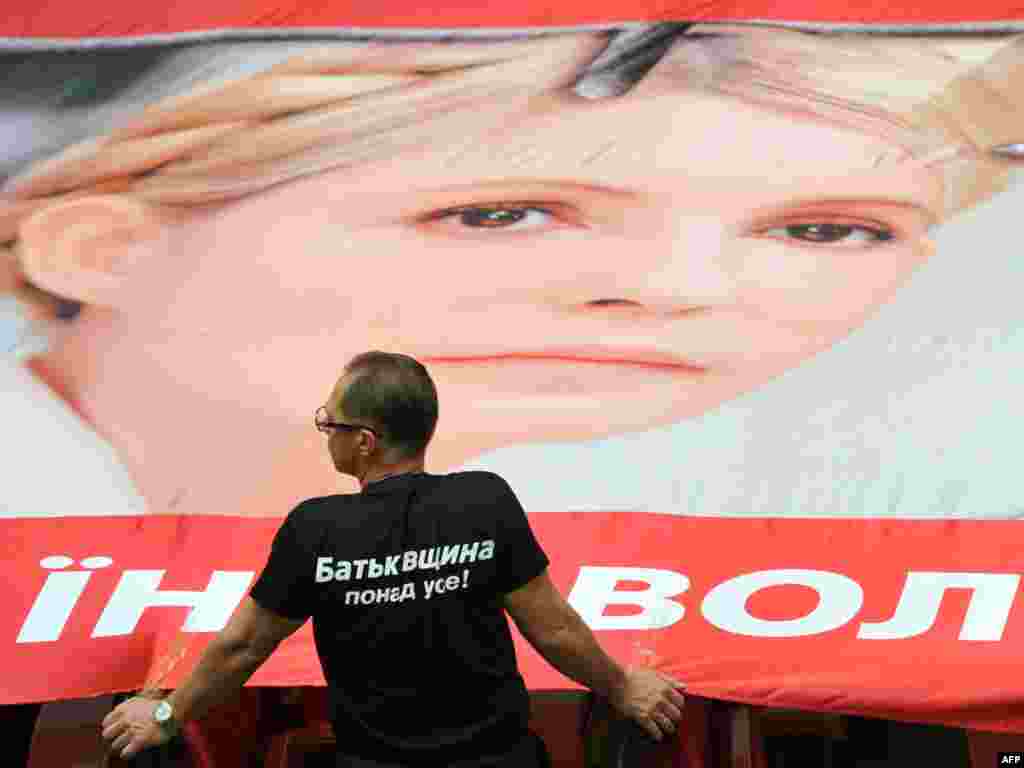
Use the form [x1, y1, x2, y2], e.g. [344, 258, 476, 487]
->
[102, 351, 685, 766]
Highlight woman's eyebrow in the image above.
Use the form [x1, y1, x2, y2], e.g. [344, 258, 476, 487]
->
[751, 196, 939, 226]
[401, 178, 641, 207]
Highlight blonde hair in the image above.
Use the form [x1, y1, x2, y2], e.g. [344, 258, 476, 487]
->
[0, 35, 603, 221]
[0, 34, 604, 322]
[650, 27, 1024, 213]
[1, 27, 1022, 322]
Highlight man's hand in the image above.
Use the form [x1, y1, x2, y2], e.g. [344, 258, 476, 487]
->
[503, 570, 686, 741]
[610, 667, 686, 741]
[101, 697, 172, 759]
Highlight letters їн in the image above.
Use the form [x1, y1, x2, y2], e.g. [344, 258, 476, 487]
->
[17, 556, 254, 643]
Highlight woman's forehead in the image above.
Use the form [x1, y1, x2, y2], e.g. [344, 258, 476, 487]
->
[384, 82, 933, 193]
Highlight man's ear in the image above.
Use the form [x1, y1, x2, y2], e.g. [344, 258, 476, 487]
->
[16, 195, 169, 308]
[359, 430, 377, 457]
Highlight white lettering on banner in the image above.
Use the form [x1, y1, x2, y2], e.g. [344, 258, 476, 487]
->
[857, 572, 1021, 641]
[91, 570, 254, 637]
[17, 556, 113, 643]
[352, 559, 368, 579]
[18, 556, 1019, 643]
[701, 569, 864, 638]
[567, 567, 689, 630]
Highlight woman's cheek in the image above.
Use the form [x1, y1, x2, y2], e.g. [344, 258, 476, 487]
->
[379, 228, 597, 302]
[735, 238, 929, 338]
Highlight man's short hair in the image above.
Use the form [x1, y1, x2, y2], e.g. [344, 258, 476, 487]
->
[341, 351, 439, 459]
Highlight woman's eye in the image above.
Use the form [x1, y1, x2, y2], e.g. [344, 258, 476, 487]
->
[425, 206, 558, 233]
[761, 223, 895, 246]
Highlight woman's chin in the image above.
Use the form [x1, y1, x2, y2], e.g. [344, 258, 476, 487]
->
[435, 407, 688, 452]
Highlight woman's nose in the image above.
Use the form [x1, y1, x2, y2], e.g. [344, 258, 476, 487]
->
[552, 217, 738, 315]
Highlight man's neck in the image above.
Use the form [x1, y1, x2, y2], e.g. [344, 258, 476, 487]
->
[359, 460, 427, 488]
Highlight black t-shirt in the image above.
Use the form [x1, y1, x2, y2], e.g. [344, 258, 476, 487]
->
[249, 471, 550, 764]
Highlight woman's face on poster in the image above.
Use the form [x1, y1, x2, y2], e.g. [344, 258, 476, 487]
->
[85, 43, 943, 445]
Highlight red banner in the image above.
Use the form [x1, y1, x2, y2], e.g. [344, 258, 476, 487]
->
[2, 0, 1023, 36]
[3, 14, 1024, 741]
[6, 513, 1024, 733]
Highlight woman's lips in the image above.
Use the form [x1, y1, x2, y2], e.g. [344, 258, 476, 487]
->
[421, 349, 708, 373]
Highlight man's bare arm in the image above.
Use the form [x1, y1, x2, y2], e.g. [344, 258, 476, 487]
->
[504, 570, 627, 699]
[504, 569, 685, 740]
[102, 597, 304, 758]
[165, 597, 304, 723]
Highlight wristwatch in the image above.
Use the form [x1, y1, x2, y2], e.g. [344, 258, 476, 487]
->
[152, 699, 180, 737]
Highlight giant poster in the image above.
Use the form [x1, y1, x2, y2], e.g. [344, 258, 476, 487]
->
[2, 18, 1023, 733]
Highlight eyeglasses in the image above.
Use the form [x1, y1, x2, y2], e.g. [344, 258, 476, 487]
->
[315, 406, 379, 437]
